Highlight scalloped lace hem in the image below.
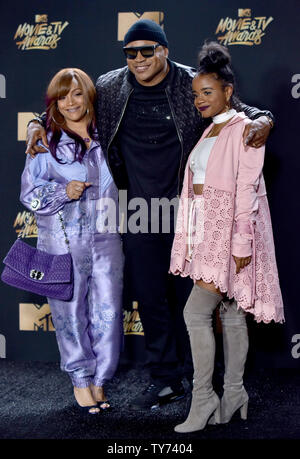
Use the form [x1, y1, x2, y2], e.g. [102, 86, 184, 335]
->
[169, 265, 284, 324]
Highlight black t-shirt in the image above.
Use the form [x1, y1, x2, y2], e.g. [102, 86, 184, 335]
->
[116, 62, 181, 232]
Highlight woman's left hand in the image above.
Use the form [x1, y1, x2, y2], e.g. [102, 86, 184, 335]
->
[242, 116, 271, 148]
[233, 255, 252, 274]
[66, 180, 91, 200]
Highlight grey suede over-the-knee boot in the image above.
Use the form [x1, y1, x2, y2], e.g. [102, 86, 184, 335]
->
[174, 284, 222, 433]
[219, 300, 249, 423]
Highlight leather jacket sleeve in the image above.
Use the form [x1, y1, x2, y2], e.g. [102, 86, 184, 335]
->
[239, 103, 275, 125]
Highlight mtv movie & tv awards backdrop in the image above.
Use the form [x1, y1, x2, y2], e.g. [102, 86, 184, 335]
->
[0, 0, 299, 369]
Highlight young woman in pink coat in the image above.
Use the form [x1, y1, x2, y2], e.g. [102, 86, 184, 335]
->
[169, 42, 284, 433]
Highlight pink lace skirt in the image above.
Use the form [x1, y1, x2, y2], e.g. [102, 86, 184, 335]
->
[171, 187, 284, 324]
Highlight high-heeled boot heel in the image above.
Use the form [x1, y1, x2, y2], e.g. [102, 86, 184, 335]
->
[240, 399, 248, 420]
[220, 387, 249, 423]
[207, 399, 221, 425]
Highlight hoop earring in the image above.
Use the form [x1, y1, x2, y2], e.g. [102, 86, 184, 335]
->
[52, 115, 65, 126]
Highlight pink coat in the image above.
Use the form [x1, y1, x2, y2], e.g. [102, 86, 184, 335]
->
[169, 112, 284, 324]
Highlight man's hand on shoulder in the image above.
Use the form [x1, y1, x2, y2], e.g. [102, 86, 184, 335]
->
[25, 121, 49, 157]
[242, 115, 273, 148]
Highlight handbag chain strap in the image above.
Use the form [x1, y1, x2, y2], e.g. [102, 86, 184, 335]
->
[57, 211, 71, 253]
[18, 211, 71, 254]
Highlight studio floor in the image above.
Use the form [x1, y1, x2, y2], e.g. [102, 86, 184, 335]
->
[0, 359, 299, 446]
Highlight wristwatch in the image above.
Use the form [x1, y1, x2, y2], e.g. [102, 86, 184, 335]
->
[27, 115, 44, 127]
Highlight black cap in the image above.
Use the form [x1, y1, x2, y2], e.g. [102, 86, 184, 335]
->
[123, 19, 168, 47]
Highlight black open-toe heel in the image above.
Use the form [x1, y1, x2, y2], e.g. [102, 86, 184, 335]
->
[98, 400, 111, 411]
[77, 404, 100, 415]
[73, 388, 100, 415]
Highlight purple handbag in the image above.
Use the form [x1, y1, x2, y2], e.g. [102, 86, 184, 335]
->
[1, 211, 73, 301]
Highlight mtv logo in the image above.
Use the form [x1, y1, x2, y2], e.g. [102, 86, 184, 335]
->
[0, 74, 6, 98]
[18, 112, 37, 141]
[35, 14, 48, 23]
[0, 334, 6, 358]
[238, 9, 251, 17]
[118, 11, 164, 41]
[19, 303, 55, 332]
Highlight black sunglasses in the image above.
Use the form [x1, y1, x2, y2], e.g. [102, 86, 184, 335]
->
[123, 44, 161, 59]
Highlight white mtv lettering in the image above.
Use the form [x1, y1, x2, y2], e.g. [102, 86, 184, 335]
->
[291, 74, 300, 99]
[291, 334, 300, 359]
[0, 74, 6, 98]
[0, 334, 6, 358]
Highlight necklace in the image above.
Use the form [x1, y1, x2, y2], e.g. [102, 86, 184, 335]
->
[83, 137, 90, 143]
[212, 108, 237, 124]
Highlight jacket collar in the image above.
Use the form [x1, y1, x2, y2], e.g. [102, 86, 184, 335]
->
[58, 130, 75, 146]
[203, 111, 247, 138]
[226, 111, 247, 126]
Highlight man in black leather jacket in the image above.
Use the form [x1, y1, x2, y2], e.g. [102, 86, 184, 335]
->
[26, 20, 274, 411]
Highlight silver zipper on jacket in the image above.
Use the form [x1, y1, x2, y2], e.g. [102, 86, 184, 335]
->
[106, 88, 134, 177]
[165, 88, 184, 197]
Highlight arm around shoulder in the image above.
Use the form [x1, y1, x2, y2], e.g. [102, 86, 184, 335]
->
[239, 102, 274, 126]
[25, 114, 48, 157]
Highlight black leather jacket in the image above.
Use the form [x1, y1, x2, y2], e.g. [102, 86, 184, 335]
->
[96, 60, 273, 194]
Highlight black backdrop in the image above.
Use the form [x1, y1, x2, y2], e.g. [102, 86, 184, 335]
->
[0, 0, 300, 369]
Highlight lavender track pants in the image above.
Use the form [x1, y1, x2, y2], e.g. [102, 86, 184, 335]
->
[48, 233, 124, 388]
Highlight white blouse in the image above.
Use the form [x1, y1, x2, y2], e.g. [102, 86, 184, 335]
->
[190, 137, 217, 184]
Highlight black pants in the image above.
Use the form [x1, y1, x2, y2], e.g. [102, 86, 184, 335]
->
[122, 232, 193, 387]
